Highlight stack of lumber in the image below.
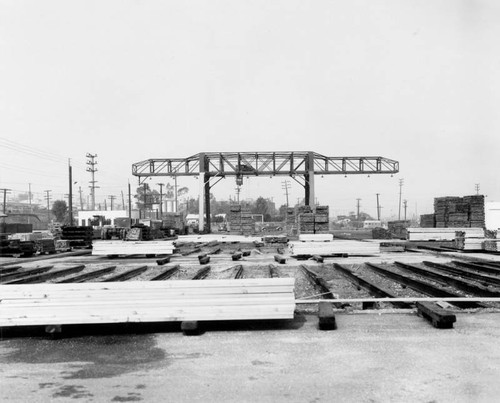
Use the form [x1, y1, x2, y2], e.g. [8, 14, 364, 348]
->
[298, 234, 333, 242]
[0, 278, 296, 327]
[407, 227, 484, 241]
[162, 213, 185, 233]
[433, 195, 485, 228]
[289, 239, 379, 256]
[55, 240, 71, 252]
[420, 214, 436, 228]
[464, 195, 485, 227]
[228, 205, 255, 235]
[36, 239, 56, 254]
[388, 221, 410, 238]
[314, 205, 330, 233]
[483, 239, 500, 252]
[92, 240, 175, 256]
[0, 238, 36, 256]
[61, 226, 93, 248]
[372, 227, 392, 239]
[454, 230, 485, 251]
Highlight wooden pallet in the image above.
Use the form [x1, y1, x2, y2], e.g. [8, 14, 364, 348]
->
[0, 279, 296, 328]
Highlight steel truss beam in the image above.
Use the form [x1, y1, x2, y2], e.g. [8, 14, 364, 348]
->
[132, 151, 399, 180]
[131, 151, 399, 233]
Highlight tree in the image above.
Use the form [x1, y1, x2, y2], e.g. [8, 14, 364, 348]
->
[134, 184, 160, 210]
[52, 200, 68, 223]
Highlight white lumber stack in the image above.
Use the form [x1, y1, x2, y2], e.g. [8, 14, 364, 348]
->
[92, 240, 175, 256]
[298, 234, 334, 242]
[177, 235, 262, 243]
[407, 228, 484, 241]
[289, 240, 379, 255]
[0, 278, 296, 327]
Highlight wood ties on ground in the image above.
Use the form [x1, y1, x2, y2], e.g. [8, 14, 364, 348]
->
[6, 265, 85, 285]
[318, 301, 337, 330]
[334, 263, 412, 309]
[103, 266, 148, 282]
[57, 266, 117, 283]
[150, 265, 180, 281]
[300, 265, 334, 300]
[365, 263, 485, 309]
[416, 302, 456, 329]
[0, 278, 296, 330]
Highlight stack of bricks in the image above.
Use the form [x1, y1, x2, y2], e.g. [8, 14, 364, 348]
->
[228, 204, 255, 235]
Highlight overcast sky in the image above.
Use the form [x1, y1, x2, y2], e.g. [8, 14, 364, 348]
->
[1, 0, 499, 219]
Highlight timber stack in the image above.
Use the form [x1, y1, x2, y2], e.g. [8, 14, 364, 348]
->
[434, 195, 485, 228]
[228, 204, 254, 235]
[61, 226, 93, 248]
[297, 205, 330, 234]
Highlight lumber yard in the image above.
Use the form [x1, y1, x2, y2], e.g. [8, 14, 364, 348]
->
[2, 150, 500, 403]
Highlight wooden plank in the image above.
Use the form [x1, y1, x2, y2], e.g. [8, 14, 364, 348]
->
[416, 301, 456, 329]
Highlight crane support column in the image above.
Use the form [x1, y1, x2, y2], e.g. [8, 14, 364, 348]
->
[198, 153, 205, 233]
[305, 152, 316, 210]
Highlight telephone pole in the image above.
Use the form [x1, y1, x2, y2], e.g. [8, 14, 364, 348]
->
[108, 195, 116, 211]
[356, 198, 362, 220]
[68, 159, 74, 226]
[282, 180, 291, 207]
[475, 184, 480, 195]
[376, 193, 381, 221]
[403, 199, 408, 221]
[86, 153, 98, 210]
[1, 188, 11, 214]
[157, 183, 164, 216]
[44, 190, 52, 223]
[398, 179, 404, 220]
[121, 190, 125, 211]
[79, 186, 84, 210]
[235, 186, 241, 204]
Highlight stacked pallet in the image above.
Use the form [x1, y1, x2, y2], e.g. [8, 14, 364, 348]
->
[61, 226, 93, 248]
[420, 214, 436, 228]
[92, 240, 175, 256]
[289, 239, 379, 256]
[407, 227, 484, 241]
[297, 205, 330, 234]
[464, 195, 485, 227]
[0, 279, 296, 327]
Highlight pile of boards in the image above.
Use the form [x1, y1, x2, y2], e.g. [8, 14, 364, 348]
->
[407, 228, 484, 242]
[289, 234, 379, 256]
[228, 205, 255, 235]
[92, 240, 175, 256]
[297, 205, 330, 234]
[433, 195, 485, 228]
[0, 278, 296, 328]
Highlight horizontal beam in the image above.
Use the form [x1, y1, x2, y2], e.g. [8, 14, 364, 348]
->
[132, 151, 399, 182]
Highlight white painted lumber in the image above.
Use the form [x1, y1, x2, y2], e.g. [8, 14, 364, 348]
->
[298, 234, 333, 242]
[0, 278, 295, 327]
[92, 240, 175, 256]
[289, 240, 379, 255]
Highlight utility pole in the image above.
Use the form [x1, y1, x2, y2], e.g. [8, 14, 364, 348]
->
[356, 198, 362, 220]
[475, 184, 480, 195]
[235, 186, 241, 204]
[157, 183, 164, 217]
[108, 195, 116, 211]
[79, 186, 84, 210]
[143, 183, 148, 219]
[403, 199, 408, 221]
[68, 159, 74, 226]
[376, 193, 381, 221]
[128, 182, 132, 227]
[86, 153, 98, 210]
[44, 190, 52, 223]
[28, 183, 32, 208]
[104, 199, 107, 211]
[281, 180, 291, 208]
[121, 190, 125, 211]
[1, 188, 11, 214]
[174, 176, 178, 213]
[398, 179, 404, 221]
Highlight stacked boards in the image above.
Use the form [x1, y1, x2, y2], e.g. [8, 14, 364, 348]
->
[61, 226, 93, 248]
[297, 205, 330, 234]
[0, 279, 296, 327]
[92, 240, 175, 256]
[289, 238, 379, 256]
[434, 195, 485, 228]
[228, 205, 255, 235]
[407, 228, 484, 242]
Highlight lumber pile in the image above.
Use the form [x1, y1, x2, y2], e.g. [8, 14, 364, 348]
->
[289, 239, 379, 256]
[372, 227, 392, 239]
[434, 195, 485, 228]
[420, 214, 436, 228]
[0, 278, 296, 328]
[162, 213, 185, 234]
[92, 240, 175, 256]
[0, 237, 36, 257]
[483, 239, 500, 252]
[228, 205, 255, 235]
[298, 234, 333, 242]
[61, 226, 93, 248]
[407, 227, 484, 242]
[387, 221, 410, 239]
[297, 205, 330, 234]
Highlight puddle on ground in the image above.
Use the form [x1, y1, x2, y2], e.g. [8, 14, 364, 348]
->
[4, 334, 166, 379]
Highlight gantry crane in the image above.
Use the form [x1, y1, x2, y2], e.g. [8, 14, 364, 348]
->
[132, 151, 399, 232]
